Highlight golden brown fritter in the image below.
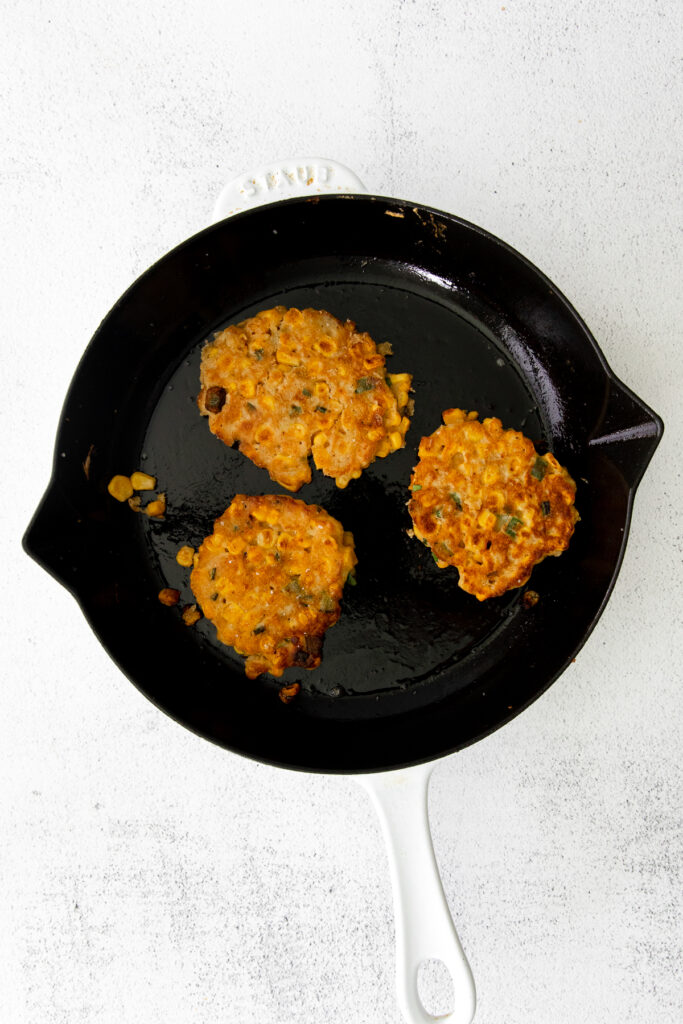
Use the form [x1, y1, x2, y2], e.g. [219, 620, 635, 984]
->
[190, 494, 357, 679]
[198, 307, 412, 491]
[408, 409, 579, 600]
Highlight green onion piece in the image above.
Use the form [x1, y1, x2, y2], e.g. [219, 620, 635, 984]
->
[210, 592, 219, 601]
[274, 551, 281, 561]
[434, 507, 443, 520]
[495, 514, 508, 533]
[531, 456, 548, 480]
[440, 541, 453, 556]
[284, 578, 303, 595]
[347, 571, 357, 586]
[320, 593, 335, 613]
[432, 552, 440, 564]
[315, 405, 327, 413]
[290, 404, 302, 417]
[253, 624, 266, 635]
[302, 388, 312, 397]
[449, 492, 463, 511]
[355, 377, 376, 393]
[541, 500, 551, 516]
[253, 348, 263, 361]
[246, 401, 256, 411]
[411, 484, 422, 491]
[506, 516, 523, 538]
[209, 567, 216, 580]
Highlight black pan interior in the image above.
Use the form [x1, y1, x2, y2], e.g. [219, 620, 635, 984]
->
[24, 195, 662, 771]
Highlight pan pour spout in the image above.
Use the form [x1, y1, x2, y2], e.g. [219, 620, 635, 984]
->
[587, 378, 663, 490]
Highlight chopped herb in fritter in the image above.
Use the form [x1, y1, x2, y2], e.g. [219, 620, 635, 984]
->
[531, 456, 548, 480]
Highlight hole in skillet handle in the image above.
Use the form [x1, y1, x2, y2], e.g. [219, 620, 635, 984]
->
[417, 958, 455, 1019]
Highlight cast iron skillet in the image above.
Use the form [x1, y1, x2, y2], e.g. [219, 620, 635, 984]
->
[23, 193, 662, 773]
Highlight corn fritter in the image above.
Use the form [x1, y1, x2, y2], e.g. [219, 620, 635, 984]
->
[408, 409, 579, 600]
[198, 307, 412, 491]
[190, 494, 357, 679]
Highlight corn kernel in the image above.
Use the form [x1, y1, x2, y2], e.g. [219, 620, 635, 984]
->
[363, 354, 384, 370]
[107, 475, 133, 502]
[146, 493, 166, 518]
[130, 471, 156, 491]
[181, 604, 201, 626]
[367, 427, 384, 441]
[262, 394, 276, 410]
[239, 379, 256, 398]
[176, 545, 195, 567]
[443, 408, 467, 424]
[388, 431, 403, 451]
[276, 350, 300, 366]
[477, 509, 497, 529]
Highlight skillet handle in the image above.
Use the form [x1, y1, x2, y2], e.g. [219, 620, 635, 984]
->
[358, 764, 476, 1024]
[212, 157, 367, 221]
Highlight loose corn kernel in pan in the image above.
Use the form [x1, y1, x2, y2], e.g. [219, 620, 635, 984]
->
[176, 545, 195, 567]
[145, 493, 166, 518]
[158, 588, 180, 606]
[181, 604, 201, 626]
[130, 471, 157, 491]
[107, 475, 134, 502]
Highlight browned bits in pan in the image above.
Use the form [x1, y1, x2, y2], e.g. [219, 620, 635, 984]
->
[181, 604, 201, 626]
[158, 588, 180, 606]
[278, 682, 301, 703]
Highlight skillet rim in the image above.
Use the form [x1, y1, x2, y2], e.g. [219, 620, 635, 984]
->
[22, 193, 664, 772]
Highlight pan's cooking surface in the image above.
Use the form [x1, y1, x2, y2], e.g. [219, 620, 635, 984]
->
[23, 195, 662, 770]
[141, 276, 543, 699]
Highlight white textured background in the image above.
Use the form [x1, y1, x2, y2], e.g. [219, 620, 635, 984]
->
[2, 2, 682, 1022]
